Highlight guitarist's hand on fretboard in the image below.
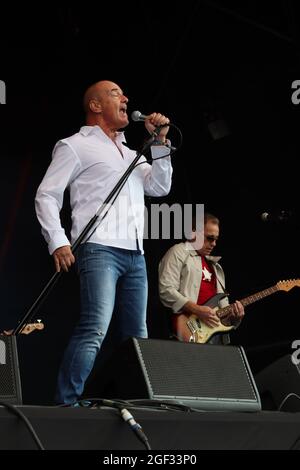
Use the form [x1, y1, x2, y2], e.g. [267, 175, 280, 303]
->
[226, 300, 245, 325]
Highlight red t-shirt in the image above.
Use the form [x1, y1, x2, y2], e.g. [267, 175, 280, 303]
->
[197, 256, 217, 305]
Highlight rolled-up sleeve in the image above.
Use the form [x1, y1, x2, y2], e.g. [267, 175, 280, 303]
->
[142, 145, 173, 196]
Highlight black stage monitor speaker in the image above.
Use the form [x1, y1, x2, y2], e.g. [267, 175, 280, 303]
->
[0, 335, 22, 404]
[255, 354, 300, 411]
[93, 338, 261, 411]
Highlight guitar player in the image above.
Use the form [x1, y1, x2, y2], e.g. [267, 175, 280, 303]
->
[158, 212, 244, 344]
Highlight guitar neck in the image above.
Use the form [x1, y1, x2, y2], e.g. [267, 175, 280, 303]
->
[218, 284, 279, 318]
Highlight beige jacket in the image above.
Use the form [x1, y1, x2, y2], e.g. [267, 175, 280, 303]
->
[158, 241, 228, 313]
[158, 241, 233, 344]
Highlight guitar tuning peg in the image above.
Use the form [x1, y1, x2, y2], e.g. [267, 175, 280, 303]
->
[37, 319, 42, 323]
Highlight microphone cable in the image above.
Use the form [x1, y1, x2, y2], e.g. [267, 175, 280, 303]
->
[90, 398, 152, 450]
[120, 407, 151, 450]
[132, 122, 183, 169]
[0, 401, 45, 450]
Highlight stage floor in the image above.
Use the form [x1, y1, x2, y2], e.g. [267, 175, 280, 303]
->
[1, 404, 300, 450]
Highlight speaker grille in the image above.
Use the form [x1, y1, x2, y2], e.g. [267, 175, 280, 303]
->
[134, 339, 257, 401]
[135, 339, 258, 401]
[0, 336, 22, 404]
[92, 338, 261, 411]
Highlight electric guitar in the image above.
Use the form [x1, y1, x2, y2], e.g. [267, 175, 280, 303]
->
[1, 322, 44, 336]
[173, 279, 300, 343]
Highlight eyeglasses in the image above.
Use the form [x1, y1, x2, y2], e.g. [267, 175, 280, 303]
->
[205, 235, 218, 242]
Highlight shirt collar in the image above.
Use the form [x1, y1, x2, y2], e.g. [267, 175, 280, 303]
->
[80, 125, 125, 143]
[206, 255, 222, 264]
[184, 241, 221, 263]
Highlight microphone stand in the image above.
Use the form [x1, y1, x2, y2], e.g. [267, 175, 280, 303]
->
[13, 133, 157, 335]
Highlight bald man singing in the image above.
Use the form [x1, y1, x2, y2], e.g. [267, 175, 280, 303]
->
[35, 80, 173, 405]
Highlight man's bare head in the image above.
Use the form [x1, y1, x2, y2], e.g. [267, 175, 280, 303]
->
[83, 81, 106, 113]
[83, 80, 129, 132]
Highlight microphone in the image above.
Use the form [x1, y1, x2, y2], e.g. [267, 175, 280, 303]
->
[131, 110, 170, 127]
[131, 110, 177, 150]
[131, 110, 148, 122]
[131, 110, 169, 139]
[261, 210, 292, 222]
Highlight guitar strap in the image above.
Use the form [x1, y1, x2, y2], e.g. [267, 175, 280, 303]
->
[217, 277, 229, 296]
[208, 259, 229, 297]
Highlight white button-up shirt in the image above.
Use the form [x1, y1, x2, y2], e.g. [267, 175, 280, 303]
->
[35, 125, 173, 255]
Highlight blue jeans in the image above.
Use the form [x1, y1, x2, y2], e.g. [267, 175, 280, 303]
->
[55, 243, 148, 405]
